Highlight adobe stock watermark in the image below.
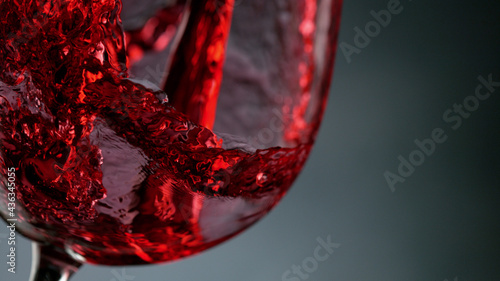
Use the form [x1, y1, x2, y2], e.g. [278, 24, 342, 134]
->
[385, 73, 499, 192]
[110, 268, 135, 281]
[281, 235, 340, 281]
[339, 0, 405, 63]
[245, 108, 290, 148]
[141, 64, 167, 87]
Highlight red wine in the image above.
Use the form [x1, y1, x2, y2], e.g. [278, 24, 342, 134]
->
[0, 0, 340, 265]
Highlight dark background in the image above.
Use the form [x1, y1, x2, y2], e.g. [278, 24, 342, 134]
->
[2, 0, 499, 280]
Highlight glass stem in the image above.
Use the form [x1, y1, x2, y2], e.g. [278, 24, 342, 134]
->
[29, 242, 82, 281]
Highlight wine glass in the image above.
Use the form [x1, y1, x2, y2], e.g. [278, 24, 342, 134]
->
[0, 0, 343, 280]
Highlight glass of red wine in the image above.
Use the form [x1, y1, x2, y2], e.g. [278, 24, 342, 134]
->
[0, 0, 342, 280]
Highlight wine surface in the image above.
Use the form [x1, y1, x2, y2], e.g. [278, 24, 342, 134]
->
[0, 0, 339, 264]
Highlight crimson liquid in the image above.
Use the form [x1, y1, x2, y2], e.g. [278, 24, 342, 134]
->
[0, 0, 341, 264]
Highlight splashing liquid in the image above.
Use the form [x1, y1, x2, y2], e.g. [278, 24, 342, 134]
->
[0, 0, 340, 264]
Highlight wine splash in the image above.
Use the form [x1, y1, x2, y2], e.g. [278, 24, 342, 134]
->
[0, 0, 341, 265]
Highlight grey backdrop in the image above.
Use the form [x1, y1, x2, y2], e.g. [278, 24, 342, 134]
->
[2, 0, 499, 280]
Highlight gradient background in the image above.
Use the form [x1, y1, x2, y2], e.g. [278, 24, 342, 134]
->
[1, 0, 500, 280]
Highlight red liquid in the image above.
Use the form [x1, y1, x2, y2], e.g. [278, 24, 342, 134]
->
[0, 0, 341, 265]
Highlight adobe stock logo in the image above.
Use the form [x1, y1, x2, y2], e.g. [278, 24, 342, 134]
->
[340, 0, 405, 63]
[385, 73, 499, 192]
[246, 108, 288, 148]
[110, 269, 135, 281]
[281, 235, 341, 281]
